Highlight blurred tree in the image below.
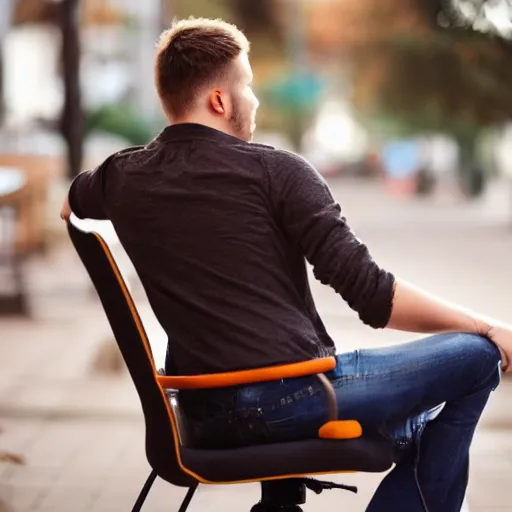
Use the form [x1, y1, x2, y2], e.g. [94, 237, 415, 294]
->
[59, 0, 84, 180]
[85, 102, 155, 146]
[352, 2, 511, 128]
[171, 0, 233, 23]
[230, 0, 282, 42]
[170, 0, 284, 55]
[448, 0, 512, 38]
[13, 0, 57, 24]
[13, 0, 84, 179]
[331, 0, 512, 195]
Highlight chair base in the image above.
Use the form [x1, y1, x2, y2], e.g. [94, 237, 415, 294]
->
[250, 505, 303, 512]
[261, 480, 306, 505]
[133, 473, 358, 511]
[250, 478, 358, 511]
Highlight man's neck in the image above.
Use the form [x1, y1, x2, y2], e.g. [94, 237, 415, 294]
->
[171, 116, 234, 138]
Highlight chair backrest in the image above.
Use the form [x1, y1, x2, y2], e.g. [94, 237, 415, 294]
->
[67, 220, 195, 487]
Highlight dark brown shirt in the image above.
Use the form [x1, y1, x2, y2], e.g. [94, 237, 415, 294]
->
[69, 123, 395, 375]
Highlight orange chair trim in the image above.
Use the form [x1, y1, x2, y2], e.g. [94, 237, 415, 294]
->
[318, 420, 363, 440]
[157, 357, 336, 390]
[91, 231, 368, 485]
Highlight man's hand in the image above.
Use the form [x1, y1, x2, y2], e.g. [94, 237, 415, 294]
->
[60, 195, 72, 221]
[472, 316, 511, 373]
[485, 325, 512, 373]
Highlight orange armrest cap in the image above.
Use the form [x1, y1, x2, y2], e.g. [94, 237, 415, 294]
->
[318, 420, 363, 440]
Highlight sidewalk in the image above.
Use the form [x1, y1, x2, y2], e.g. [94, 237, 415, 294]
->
[1, 177, 511, 511]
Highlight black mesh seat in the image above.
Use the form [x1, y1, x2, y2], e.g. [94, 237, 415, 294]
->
[181, 437, 393, 483]
[67, 219, 395, 512]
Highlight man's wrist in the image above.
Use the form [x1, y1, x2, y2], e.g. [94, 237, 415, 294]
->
[473, 319, 509, 372]
[472, 317, 493, 338]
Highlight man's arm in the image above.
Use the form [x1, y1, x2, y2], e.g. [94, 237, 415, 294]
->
[266, 150, 511, 370]
[266, 149, 394, 329]
[389, 278, 510, 370]
[388, 279, 484, 334]
[61, 157, 113, 221]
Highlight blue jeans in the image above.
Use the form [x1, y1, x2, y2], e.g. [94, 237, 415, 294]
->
[180, 333, 502, 511]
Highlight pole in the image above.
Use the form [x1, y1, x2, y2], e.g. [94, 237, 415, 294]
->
[59, 0, 84, 180]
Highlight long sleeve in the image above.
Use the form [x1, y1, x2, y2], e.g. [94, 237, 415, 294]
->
[265, 149, 395, 328]
[68, 157, 111, 220]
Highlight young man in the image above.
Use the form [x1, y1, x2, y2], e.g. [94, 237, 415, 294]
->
[61, 18, 511, 512]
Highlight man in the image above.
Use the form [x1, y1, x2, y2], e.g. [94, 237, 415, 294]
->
[61, 17, 511, 512]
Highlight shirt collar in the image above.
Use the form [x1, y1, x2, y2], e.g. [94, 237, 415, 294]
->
[156, 122, 247, 146]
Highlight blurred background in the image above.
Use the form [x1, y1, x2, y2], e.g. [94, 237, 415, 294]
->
[1, 1, 512, 511]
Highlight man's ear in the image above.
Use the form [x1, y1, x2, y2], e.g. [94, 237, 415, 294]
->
[209, 89, 226, 116]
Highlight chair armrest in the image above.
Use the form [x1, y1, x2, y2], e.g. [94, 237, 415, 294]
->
[156, 357, 336, 390]
[315, 373, 363, 439]
[158, 358, 363, 441]
[315, 373, 338, 421]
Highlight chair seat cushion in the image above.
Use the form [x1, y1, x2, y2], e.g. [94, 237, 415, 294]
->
[181, 435, 395, 483]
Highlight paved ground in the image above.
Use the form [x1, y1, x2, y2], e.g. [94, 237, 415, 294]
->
[1, 176, 512, 511]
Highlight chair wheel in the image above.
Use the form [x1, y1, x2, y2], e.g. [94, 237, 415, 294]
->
[250, 505, 303, 512]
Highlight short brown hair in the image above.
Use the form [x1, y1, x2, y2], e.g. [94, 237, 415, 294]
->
[155, 17, 250, 119]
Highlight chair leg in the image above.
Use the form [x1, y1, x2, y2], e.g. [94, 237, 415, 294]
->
[260, 480, 306, 506]
[132, 470, 158, 512]
[178, 483, 199, 512]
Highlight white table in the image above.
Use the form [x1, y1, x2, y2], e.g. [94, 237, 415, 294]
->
[0, 166, 26, 197]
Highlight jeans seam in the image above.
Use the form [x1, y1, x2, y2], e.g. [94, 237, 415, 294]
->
[413, 424, 431, 512]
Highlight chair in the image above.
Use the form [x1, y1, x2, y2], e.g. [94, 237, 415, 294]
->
[67, 220, 396, 512]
